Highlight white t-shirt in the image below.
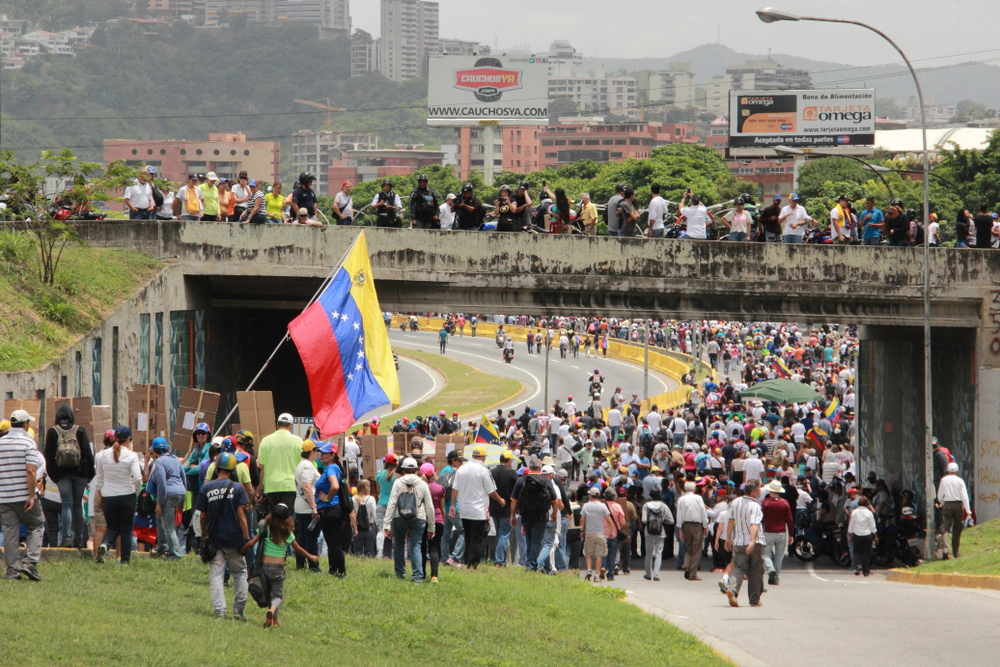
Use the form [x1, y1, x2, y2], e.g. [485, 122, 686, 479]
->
[790, 423, 806, 443]
[452, 459, 496, 520]
[439, 202, 455, 230]
[334, 191, 353, 219]
[294, 459, 321, 514]
[647, 196, 668, 231]
[742, 457, 764, 482]
[608, 409, 623, 428]
[781, 204, 811, 237]
[231, 184, 250, 209]
[672, 416, 687, 435]
[176, 185, 204, 215]
[681, 204, 708, 239]
[646, 411, 662, 435]
[929, 221, 939, 243]
[158, 191, 175, 219]
[548, 416, 563, 435]
[124, 181, 153, 210]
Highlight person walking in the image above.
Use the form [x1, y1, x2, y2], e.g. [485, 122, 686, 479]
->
[420, 464, 445, 582]
[848, 496, 877, 576]
[451, 445, 504, 570]
[257, 413, 302, 515]
[580, 486, 610, 581]
[147, 437, 187, 560]
[94, 426, 142, 565]
[490, 450, 518, 566]
[675, 481, 708, 581]
[43, 402, 95, 548]
[293, 440, 321, 571]
[0, 410, 44, 581]
[761, 479, 794, 585]
[509, 457, 558, 571]
[314, 442, 353, 578]
[642, 488, 673, 581]
[439, 325, 448, 354]
[725, 479, 766, 607]
[196, 452, 251, 619]
[353, 478, 378, 558]
[375, 452, 399, 558]
[382, 457, 435, 582]
[937, 462, 971, 558]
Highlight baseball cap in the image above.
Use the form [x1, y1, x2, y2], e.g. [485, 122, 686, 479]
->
[302, 439, 316, 452]
[188, 173, 198, 180]
[420, 462, 436, 476]
[947, 462, 959, 473]
[447, 450, 467, 462]
[298, 209, 309, 217]
[790, 193, 800, 201]
[115, 425, 132, 441]
[248, 179, 258, 187]
[385, 452, 398, 465]
[472, 445, 487, 457]
[540, 464, 555, 474]
[589, 486, 601, 496]
[145, 165, 156, 174]
[271, 503, 291, 520]
[401, 457, 419, 470]
[150, 437, 170, 452]
[556, 468, 568, 479]
[277, 413, 294, 425]
[342, 180, 351, 187]
[500, 449, 513, 461]
[206, 171, 218, 182]
[773, 194, 782, 200]
[9, 409, 34, 423]
[446, 193, 456, 200]
[317, 442, 339, 455]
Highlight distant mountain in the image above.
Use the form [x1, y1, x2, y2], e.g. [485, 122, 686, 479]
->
[582, 43, 1000, 108]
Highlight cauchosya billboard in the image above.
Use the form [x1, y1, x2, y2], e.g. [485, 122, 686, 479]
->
[427, 55, 549, 125]
[728, 89, 875, 148]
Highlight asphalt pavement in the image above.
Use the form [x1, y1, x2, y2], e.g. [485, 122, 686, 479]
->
[604, 553, 1000, 667]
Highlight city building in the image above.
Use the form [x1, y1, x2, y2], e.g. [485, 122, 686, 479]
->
[899, 99, 957, 124]
[647, 63, 697, 109]
[439, 37, 488, 56]
[327, 148, 444, 187]
[705, 59, 812, 113]
[548, 73, 638, 117]
[727, 159, 795, 198]
[539, 39, 583, 77]
[103, 133, 279, 209]
[201, 0, 351, 35]
[21, 31, 75, 56]
[705, 117, 729, 153]
[291, 129, 379, 195]
[351, 29, 379, 77]
[0, 13, 27, 37]
[379, 0, 439, 82]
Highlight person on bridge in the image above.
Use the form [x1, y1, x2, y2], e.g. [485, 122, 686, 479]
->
[778, 194, 814, 244]
[408, 174, 440, 230]
[372, 179, 402, 228]
[936, 462, 971, 558]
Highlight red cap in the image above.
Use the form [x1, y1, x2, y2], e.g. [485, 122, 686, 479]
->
[385, 452, 398, 464]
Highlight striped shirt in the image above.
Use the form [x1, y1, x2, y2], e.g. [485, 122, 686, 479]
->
[0, 428, 37, 503]
[729, 495, 766, 546]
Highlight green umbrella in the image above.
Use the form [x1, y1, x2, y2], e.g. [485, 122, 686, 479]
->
[740, 378, 822, 403]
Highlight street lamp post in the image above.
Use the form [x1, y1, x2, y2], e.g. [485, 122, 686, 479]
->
[759, 8, 935, 560]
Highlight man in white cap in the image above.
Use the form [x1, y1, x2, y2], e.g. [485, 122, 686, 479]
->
[936, 462, 970, 558]
[256, 413, 302, 514]
[0, 410, 44, 580]
[761, 479, 794, 585]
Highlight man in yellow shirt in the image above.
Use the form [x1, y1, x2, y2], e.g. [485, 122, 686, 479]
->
[579, 192, 598, 236]
[199, 172, 221, 221]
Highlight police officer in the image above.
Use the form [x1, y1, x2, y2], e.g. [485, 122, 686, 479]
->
[455, 183, 483, 230]
[408, 174, 440, 229]
[292, 172, 318, 219]
[371, 179, 402, 228]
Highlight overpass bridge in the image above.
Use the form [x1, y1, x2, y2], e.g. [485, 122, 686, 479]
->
[49, 221, 1000, 524]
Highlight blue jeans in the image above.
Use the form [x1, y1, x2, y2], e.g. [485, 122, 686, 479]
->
[675, 524, 686, 566]
[608, 229, 619, 237]
[294, 513, 322, 571]
[650, 228, 664, 238]
[729, 231, 747, 242]
[515, 515, 527, 566]
[522, 517, 547, 571]
[956, 241, 968, 248]
[156, 493, 185, 558]
[537, 519, 559, 573]
[129, 209, 153, 220]
[862, 237, 881, 246]
[337, 215, 353, 226]
[391, 516, 426, 581]
[56, 476, 87, 544]
[494, 517, 512, 564]
[765, 231, 781, 242]
[443, 512, 464, 561]
[604, 537, 621, 580]
[763, 531, 788, 578]
[554, 516, 570, 571]
[783, 234, 803, 244]
[887, 238, 909, 247]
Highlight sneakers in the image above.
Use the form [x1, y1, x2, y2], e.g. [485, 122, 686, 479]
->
[585, 571, 593, 581]
[718, 579, 728, 594]
[599, 567, 606, 581]
[21, 565, 41, 582]
[214, 610, 227, 619]
[59, 538, 73, 549]
[767, 572, 776, 585]
[96, 543, 108, 564]
[643, 574, 652, 581]
[750, 601, 764, 607]
[726, 589, 739, 608]
[431, 576, 438, 584]
[445, 558, 458, 567]
[232, 612, 248, 622]
[653, 577, 661, 582]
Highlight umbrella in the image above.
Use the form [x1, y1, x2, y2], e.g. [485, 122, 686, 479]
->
[740, 378, 822, 403]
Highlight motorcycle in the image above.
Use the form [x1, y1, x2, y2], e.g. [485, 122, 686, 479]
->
[871, 508, 924, 568]
[496, 333, 506, 349]
[503, 347, 514, 364]
[409, 319, 418, 332]
[792, 514, 851, 567]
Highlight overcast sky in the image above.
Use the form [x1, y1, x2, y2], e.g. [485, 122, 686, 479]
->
[354, 0, 998, 68]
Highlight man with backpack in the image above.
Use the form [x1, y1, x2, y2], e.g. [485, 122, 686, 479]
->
[408, 174, 440, 229]
[195, 452, 250, 619]
[642, 488, 673, 581]
[438, 451, 465, 565]
[382, 457, 435, 582]
[43, 403, 95, 548]
[450, 445, 503, 570]
[175, 173, 204, 221]
[509, 458, 560, 572]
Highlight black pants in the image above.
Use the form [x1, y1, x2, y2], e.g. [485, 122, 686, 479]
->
[853, 533, 873, 575]
[41, 497, 62, 547]
[423, 521, 444, 578]
[294, 513, 322, 571]
[462, 518, 488, 569]
[620, 537, 631, 573]
[319, 508, 346, 575]
[101, 493, 137, 563]
[663, 522, 675, 559]
[265, 492, 296, 517]
[713, 524, 731, 568]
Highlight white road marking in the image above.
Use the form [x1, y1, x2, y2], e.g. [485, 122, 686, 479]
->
[807, 562, 829, 582]
[377, 356, 440, 419]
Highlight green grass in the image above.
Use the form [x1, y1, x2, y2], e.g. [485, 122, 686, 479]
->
[393, 347, 522, 421]
[0, 556, 730, 667]
[909, 517, 1000, 576]
[0, 229, 162, 371]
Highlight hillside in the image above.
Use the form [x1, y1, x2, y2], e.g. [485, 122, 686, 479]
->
[0, 20, 450, 175]
[584, 43, 1000, 108]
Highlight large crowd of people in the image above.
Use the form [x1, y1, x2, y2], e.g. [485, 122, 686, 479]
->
[0, 317, 972, 625]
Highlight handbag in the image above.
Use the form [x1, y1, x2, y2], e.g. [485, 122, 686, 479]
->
[200, 479, 235, 563]
[610, 505, 627, 542]
[247, 526, 270, 608]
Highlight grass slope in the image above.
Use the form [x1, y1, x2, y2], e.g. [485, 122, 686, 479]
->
[394, 348, 522, 421]
[909, 517, 1000, 576]
[0, 229, 162, 371]
[0, 556, 731, 667]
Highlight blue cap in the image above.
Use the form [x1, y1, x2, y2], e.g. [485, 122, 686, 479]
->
[150, 437, 170, 452]
[115, 425, 132, 441]
[773, 194, 782, 200]
[193, 422, 211, 435]
[248, 178, 258, 187]
[145, 165, 156, 174]
[221, 436, 237, 453]
[317, 442, 338, 454]
[790, 193, 800, 201]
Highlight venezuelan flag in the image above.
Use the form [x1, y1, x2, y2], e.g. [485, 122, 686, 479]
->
[771, 357, 790, 378]
[824, 397, 843, 422]
[806, 425, 827, 450]
[288, 232, 400, 436]
[474, 413, 501, 445]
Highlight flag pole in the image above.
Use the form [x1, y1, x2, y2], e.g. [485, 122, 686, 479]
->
[215, 230, 367, 434]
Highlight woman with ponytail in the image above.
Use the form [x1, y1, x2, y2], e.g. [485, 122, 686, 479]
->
[93, 426, 142, 564]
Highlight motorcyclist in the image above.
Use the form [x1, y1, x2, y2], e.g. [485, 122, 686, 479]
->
[408, 174, 440, 229]
[372, 179, 402, 228]
[503, 336, 515, 362]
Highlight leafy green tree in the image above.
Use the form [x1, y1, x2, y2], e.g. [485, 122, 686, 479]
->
[954, 99, 991, 122]
[876, 97, 901, 118]
[939, 128, 1000, 210]
[0, 149, 141, 284]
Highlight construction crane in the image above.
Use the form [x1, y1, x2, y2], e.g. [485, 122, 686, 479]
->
[293, 98, 347, 128]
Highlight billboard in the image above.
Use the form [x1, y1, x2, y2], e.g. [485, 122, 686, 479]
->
[728, 89, 875, 149]
[427, 55, 549, 126]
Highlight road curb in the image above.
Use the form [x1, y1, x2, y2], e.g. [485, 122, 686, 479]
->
[626, 596, 766, 667]
[885, 568, 1000, 591]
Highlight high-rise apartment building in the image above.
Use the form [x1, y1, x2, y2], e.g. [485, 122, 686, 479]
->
[548, 74, 637, 117]
[379, 0, 439, 82]
[647, 63, 696, 108]
[706, 59, 811, 112]
[291, 129, 379, 194]
[201, 0, 350, 35]
[351, 29, 379, 77]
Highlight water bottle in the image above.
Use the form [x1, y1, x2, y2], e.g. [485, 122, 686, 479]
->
[308, 515, 319, 531]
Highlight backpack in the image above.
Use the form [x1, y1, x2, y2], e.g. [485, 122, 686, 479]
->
[150, 182, 164, 208]
[517, 474, 552, 523]
[54, 425, 81, 469]
[437, 469, 456, 494]
[697, 455, 708, 473]
[646, 504, 664, 536]
[397, 484, 418, 521]
[183, 187, 200, 214]
[414, 190, 436, 216]
[356, 498, 371, 529]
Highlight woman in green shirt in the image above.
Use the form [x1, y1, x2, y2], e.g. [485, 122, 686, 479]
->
[265, 182, 287, 224]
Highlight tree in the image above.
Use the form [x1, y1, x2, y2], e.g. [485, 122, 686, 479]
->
[231, 12, 248, 31]
[876, 97, 901, 118]
[0, 149, 141, 285]
[216, 8, 230, 26]
[939, 127, 1000, 210]
[548, 97, 578, 119]
[954, 99, 991, 122]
